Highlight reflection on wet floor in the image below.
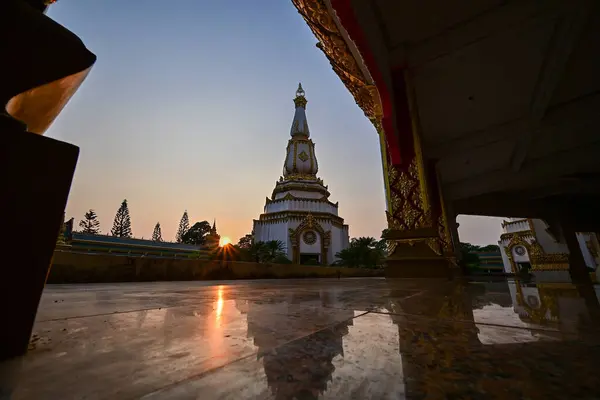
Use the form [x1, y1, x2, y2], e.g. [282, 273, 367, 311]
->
[2, 278, 600, 399]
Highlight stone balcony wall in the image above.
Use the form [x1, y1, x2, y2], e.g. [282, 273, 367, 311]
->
[48, 251, 383, 283]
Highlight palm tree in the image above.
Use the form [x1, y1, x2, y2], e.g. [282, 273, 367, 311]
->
[240, 240, 287, 263]
[261, 240, 287, 262]
[335, 236, 386, 268]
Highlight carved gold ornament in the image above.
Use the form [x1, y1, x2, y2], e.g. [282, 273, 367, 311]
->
[385, 159, 429, 231]
[292, 0, 456, 260]
[291, 0, 383, 121]
[282, 173, 318, 181]
[266, 192, 337, 207]
[503, 232, 570, 271]
[303, 230, 317, 245]
[288, 214, 331, 264]
[272, 181, 329, 198]
[298, 150, 309, 162]
[294, 83, 308, 109]
[514, 284, 561, 325]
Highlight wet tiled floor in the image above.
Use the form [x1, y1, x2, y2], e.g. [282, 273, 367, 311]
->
[2, 278, 600, 399]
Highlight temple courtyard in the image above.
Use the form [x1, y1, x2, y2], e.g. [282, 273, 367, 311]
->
[3, 277, 600, 399]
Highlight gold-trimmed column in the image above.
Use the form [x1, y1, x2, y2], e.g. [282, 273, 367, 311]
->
[382, 70, 456, 278]
[290, 0, 456, 276]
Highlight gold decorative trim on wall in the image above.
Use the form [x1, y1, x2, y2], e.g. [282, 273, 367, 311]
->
[257, 210, 345, 225]
[272, 182, 330, 197]
[385, 158, 431, 232]
[291, 0, 383, 122]
[265, 193, 339, 207]
[503, 232, 571, 272]
[288, 214, 332, 265]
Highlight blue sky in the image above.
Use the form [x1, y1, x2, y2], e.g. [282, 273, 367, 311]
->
[46, 0, 503, 244]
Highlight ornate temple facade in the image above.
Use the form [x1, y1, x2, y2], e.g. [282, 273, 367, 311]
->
[498, 218, 600, 279]
[252, 84, 349, 265]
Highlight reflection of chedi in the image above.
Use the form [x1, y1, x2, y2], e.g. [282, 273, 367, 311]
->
[244, 292, 353, 400]
[252, 84, 349, 265]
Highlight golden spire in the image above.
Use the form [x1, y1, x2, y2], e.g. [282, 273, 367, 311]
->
[293, 82, 307, 109]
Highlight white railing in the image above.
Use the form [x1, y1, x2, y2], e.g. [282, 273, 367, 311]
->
[502, 219, 531, 234]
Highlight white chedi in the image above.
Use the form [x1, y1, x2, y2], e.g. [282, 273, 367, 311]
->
[253, 84, 349, 265]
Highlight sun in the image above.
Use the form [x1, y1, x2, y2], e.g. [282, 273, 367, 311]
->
[219, 236, 231, 247]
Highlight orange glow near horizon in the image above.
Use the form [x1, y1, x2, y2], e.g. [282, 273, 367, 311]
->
[219, 237, 231, 246]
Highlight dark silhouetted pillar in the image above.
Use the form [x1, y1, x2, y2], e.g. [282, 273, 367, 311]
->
[0, 0, 95, 360]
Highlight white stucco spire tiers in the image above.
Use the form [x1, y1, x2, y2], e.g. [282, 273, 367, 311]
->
[283, 83, 319, 180]
[252, 84, 350, 265]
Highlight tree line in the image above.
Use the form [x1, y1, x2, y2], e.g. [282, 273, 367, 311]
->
[221, 233, 499, 269]
[76, 201, 213, 244]
[216, 232, 389, 268]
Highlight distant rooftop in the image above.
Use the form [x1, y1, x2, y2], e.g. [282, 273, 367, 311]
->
[71, 232, 204, 251]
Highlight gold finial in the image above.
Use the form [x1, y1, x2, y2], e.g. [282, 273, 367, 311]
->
[294, 82, 307, 108]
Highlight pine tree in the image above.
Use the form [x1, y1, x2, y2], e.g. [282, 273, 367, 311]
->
[176, 210, 190, 243]
[79, 209, 101, 234]
[111, 199, 132, 238]
[152, 222, 162, 242]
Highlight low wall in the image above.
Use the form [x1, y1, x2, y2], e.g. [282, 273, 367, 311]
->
[48, 251, 383, 283]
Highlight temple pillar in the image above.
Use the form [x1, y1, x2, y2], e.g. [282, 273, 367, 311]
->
[445, 204, 462, 262]
[556, 219, 600, 323]
[290, 0, 457, 276]
[381, 71, 457, 278]
[555, 218, 591, 283]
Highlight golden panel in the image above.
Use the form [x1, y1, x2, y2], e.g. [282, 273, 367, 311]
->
[385, 159, 430, 232]
[282, 173, 317, 181]
[259, 210, 345, 225]
[294, 96, 308, 109]
[272, 181, 329, 197]
[401, 202, 420, 229]
[500, 230, 535, 242]
[288, 213, 332, 265]
[399, 174, 416, 198]
[532, 263, 570, 271]
[298, 150, 309, 162]
[292, 141, 298, 171]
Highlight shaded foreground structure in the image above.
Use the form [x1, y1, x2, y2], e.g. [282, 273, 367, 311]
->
[1, 278, 600, 398]
[0, 0, 96, 360]
[0, 0, 600, 384]
[290, 0, 600, 280]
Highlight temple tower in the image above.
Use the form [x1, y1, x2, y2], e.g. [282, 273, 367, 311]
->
[204, 219, 221, 250]
[252, 84, 349, 265]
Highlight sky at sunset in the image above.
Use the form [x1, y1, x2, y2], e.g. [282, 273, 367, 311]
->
[46, 0, 504, 246]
